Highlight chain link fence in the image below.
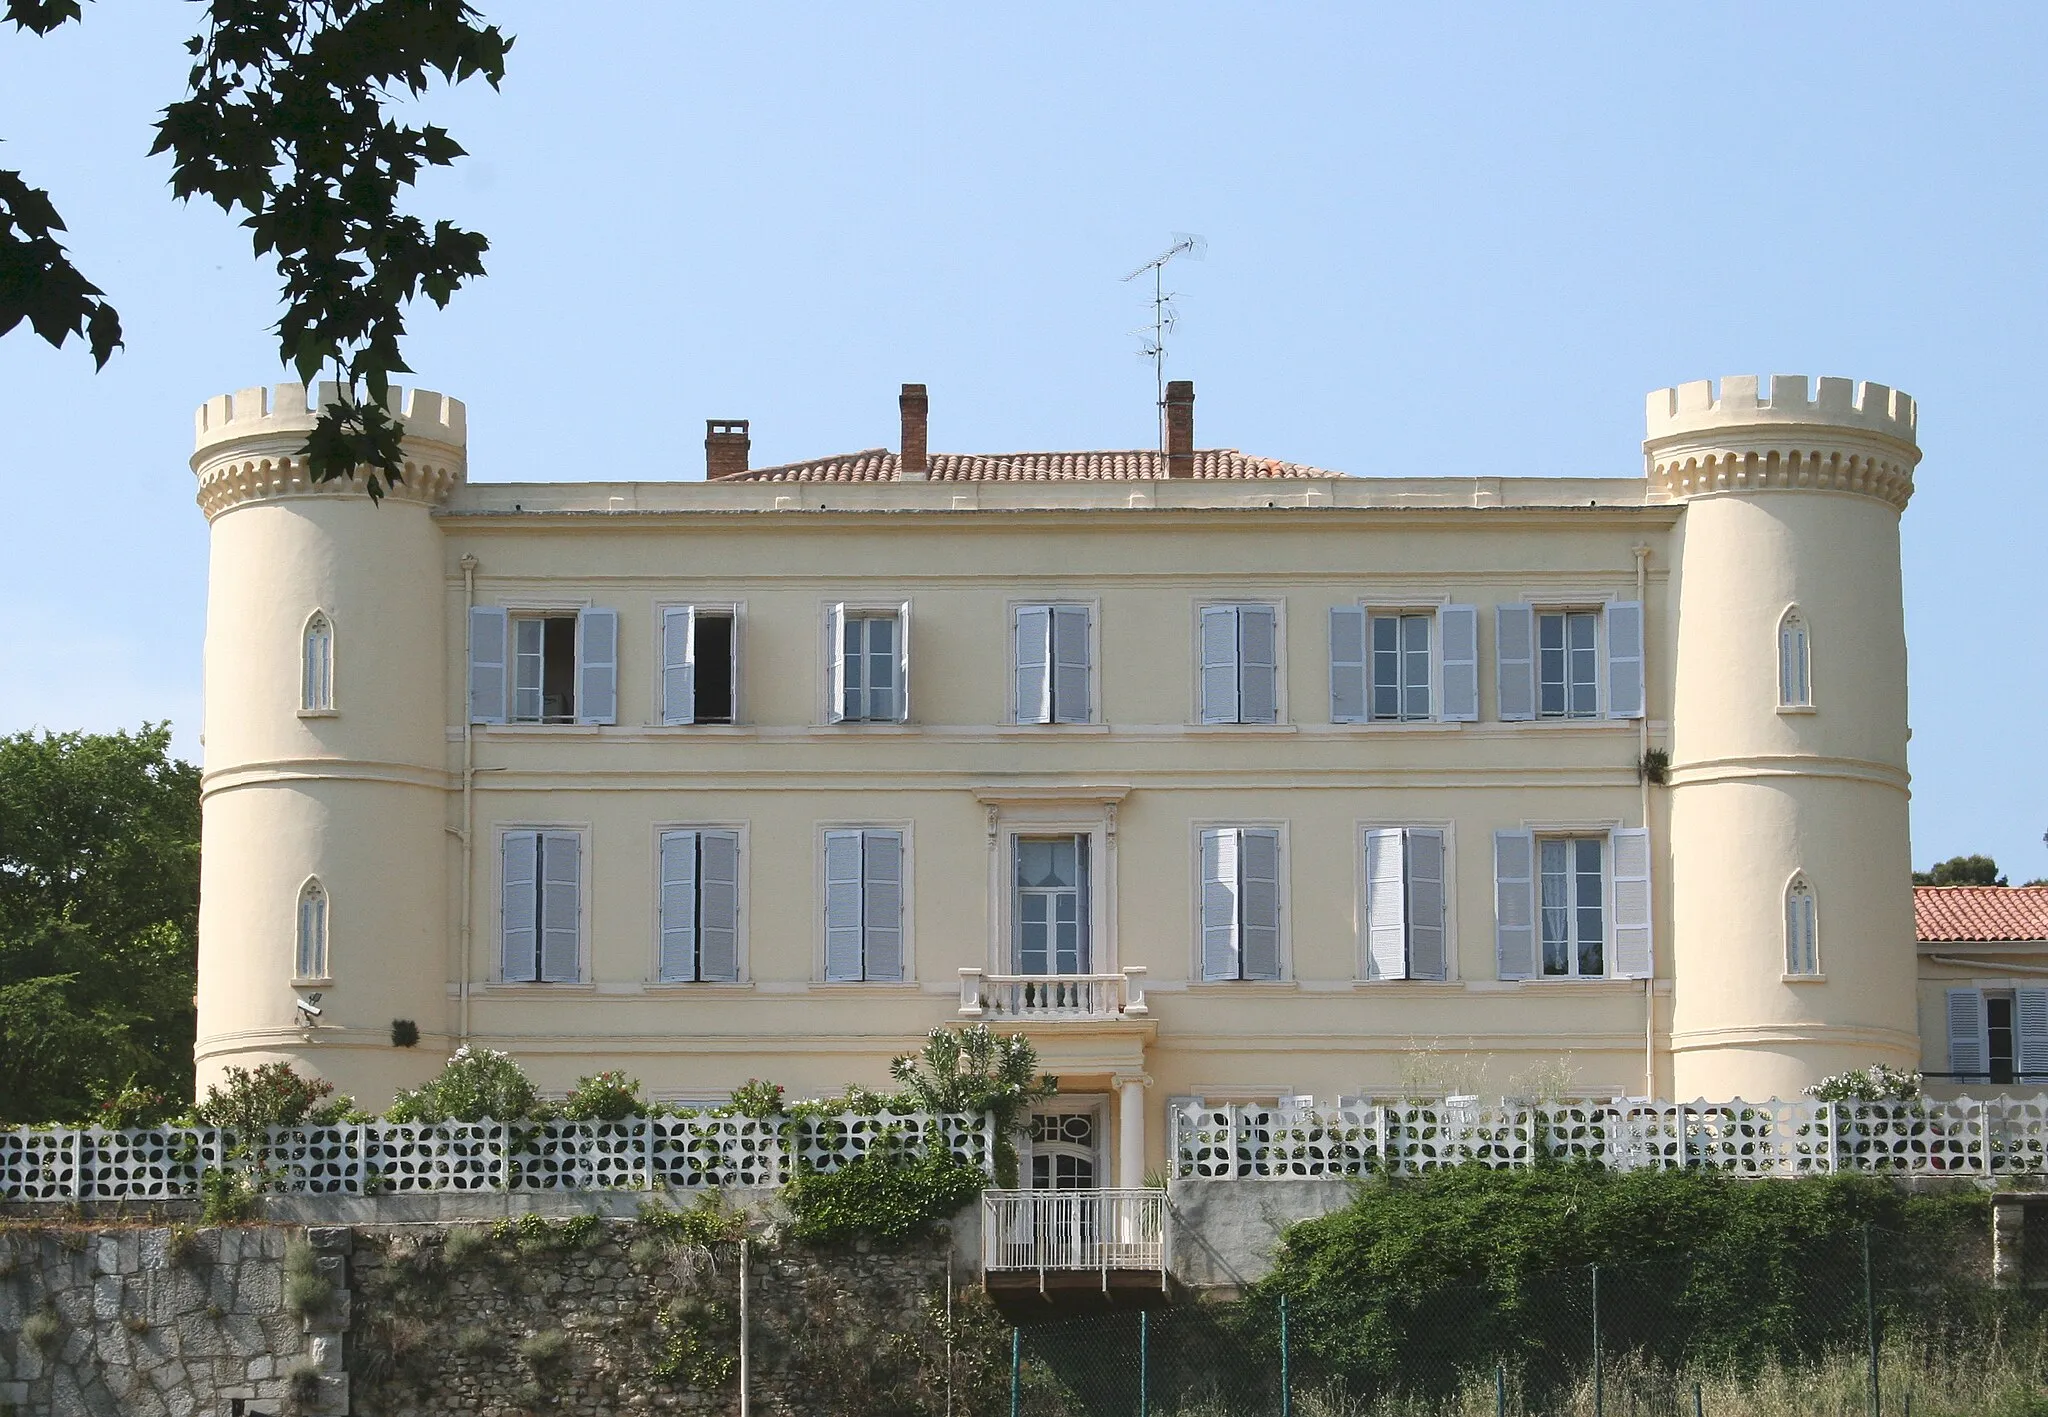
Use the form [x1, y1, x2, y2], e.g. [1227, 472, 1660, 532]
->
[1003, 1227, 2048, 1416]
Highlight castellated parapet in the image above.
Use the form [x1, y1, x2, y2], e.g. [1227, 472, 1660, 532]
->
[1644, 374, 1921, 510]
[192, 380, 467, 519]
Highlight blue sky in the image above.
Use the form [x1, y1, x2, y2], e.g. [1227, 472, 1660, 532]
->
[1, 3, 2042, 880]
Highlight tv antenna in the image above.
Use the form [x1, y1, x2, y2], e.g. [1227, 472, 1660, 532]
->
[1122, 233, 1207, 449]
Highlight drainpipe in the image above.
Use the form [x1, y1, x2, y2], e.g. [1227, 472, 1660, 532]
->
[1634, 545, 1654, 1100]
[459, 554, 478, 1044]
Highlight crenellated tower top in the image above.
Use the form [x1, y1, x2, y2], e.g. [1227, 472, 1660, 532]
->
[1644, 374, 1921, 510]
[191, 381, 467, 519]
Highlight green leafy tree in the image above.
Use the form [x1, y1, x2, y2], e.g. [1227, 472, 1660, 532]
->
[3, 0, 508, 495]
[0, 726, 201, 1122]
[1914, 854, 2007, 887]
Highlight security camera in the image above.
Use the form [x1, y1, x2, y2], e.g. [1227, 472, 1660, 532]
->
[294, 993, 323, 1019]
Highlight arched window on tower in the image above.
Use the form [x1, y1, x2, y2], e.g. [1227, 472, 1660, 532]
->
[1778, 609, 1811, 708]
[296, 878, 329, 980]
[302, 612, 334, 712]
[1785, 873, 1819, 976]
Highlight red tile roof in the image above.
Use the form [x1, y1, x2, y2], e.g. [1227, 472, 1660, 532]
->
[1915, 886, 2048, 944]
[724, 448, 1337, 483]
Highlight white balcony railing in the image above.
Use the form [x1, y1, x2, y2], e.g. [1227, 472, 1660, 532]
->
[982, 1188, 1169, 1280]
[958, 967, 1148, 1022]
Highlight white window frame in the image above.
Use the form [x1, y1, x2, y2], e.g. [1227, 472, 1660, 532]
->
[1356, 822, 1455, 982]
[815, 822, 915, 983]
[1784, 871, 1820, 977]
[1778, 605, 1814, 711]
[1495, 822, 1649, 981]
[824, 599, 913, 725]
[300, 610, 336, 716]
[655, 601, 744, 726]
[1009, 599, 1101, 725]
[653, 823, 749, 984]
[993, 817, 1113, 976]
[1329, 600, 1478, 724]
[1192, 821, 1290, 982]
[494, 823, 591, 985]
[1536, 832, 1611, 978]
[1022, 1096, 1110, 1191]
[471, 598, 620, 727]
[1367, 608, 1435, 723]
[294, 876, 330, 984]
[1192, 600, 1286, 726]
[1534, 607, 1604, 721]
[1947, 988, 2048, 1083]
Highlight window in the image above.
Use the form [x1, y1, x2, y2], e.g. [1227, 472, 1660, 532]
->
[659, 829, 740, 982]
[1026, 1109, 1099, 1190]
[662, 607, 736, 724]
[1200, 827, 1281, 980]
[301, 613, 334, 713]
[1371, 613, 1431, 721]
[1785, 874, 1819, 975]
[1015, 604, 1091, 724]
[1947, 989, 2048, 1083]
[1362, 828, 1446, 981]
[295, 878, 328, 980]
[1493, 828, 1651, 980]
[1538, 612, 1600, 719]
[1198, 605, 1279, 724]
[1495, 603, 1643, 722]
[501, 830, 582, 983]
[468, 607, 619, 726]
[1779, 610, 1811, 708]
[1016, 834, 1090, 974]
[828, 603, 910, 723]
[1330, 605, 1477, 723]
[823, 829, 904, 981]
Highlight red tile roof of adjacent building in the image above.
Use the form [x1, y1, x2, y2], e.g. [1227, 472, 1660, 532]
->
[1915, 886, 2048, 944]
[724, 448, 1337, 483]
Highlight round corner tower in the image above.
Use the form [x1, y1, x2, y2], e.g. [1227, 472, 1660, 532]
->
[1655, 374, 1921, 1099]
[191, 382, 464, 1105]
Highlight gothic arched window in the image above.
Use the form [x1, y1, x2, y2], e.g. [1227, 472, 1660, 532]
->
[1785, 873, 1819, 976]
[296, 878, 329, 980]
[302, 612, 334, 712]
[1778, 609, 1811, 708]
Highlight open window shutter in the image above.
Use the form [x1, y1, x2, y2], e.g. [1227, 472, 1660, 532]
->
[1240, 828, 1282, 980]
[1329, 606, 1368, 723]
[823, 830, 866, 980]
[1605, 601, 1645, 720]
[1407, 829, 1447, 981]
[1200, 829, 1241, 981]
[2017, 988, 2048, 1079]
[662, 607, 696, 725]
[1948, 989, 1987, 1078]
[1052, 606, 1092, 723]
[1496, 605, 1536, 721]
[539, 831, 581, 982]
[896, 601, 913, 723]
[862, 831, 904, 981]
[1015, 606, 1051, 724]
[1240, 607, 1279, 725]
[1199, 606, 1240, 724]
[698, 830, 741, 983]
[501, 831, 538, 981]
[468, 607, 508, 724]
[1610, 827, 1652, 978]
[577, 609, 619, 725]
[512, 617, 545, 722]
[826, 603, 849, 724]
[1438, 605, 1479, 722]
[1364, 829, 1410, 981]
[659, 831, 699, 982]
[1494, 830, 1537, 979]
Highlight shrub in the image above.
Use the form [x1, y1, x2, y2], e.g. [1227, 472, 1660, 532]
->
[888, 1024, 1056, 1186]
[86, 1078, 179, 1130]
[163, 1223, 203, 1267]
[561, 1069, 646, 1121]
[192, 1062, 352, 1134]
[441, 1223, 489, 1267]
[22, 1306, 62, 1352]
[385, 1045, 542, 1123]
[729, 1078, 784, 1119]
[1808, 1064, 1923, 1103]
[519, 1327, 573, 1371]
[199, 1167, 256, 1224]
[283, 1363, 324, 1414]
[784, 1138, 986, 1244]
[283, 1240, 334, 1316]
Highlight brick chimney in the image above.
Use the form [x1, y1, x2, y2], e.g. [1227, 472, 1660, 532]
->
[705, 419, 750, 480]
[899, 383, 929, 480]
[1165, 380, 1195, 478]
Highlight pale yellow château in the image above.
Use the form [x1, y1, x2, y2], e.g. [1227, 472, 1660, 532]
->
[190, 372, 1930, 1184]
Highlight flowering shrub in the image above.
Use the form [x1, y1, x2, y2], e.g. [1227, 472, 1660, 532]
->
[386, 1046, 543, 1123]
[87, 1079, 179, 1130]
[729, 1078, 785, 1119]
[561, 1069, 646, 1121]
[192, 1062, 354, 1133]
[1806, 1065, 1923, 1103]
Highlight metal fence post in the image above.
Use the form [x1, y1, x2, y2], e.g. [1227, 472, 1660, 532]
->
[1280, 1293, 1290, 1417]
[1693, 1380, 1703, 1417]
[1591, 1263, 1603, 1417]
[1010, 1327, 1020, 1417]
[1139, 1309, 1150, 1417]
[1864, 1224, 1880, 1417]
[1496, 1364, 1507, 1417]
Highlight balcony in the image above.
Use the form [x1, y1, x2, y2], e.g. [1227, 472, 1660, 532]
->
[958, 967, 1148, 1023]
[981, 1187, 1170, 1315]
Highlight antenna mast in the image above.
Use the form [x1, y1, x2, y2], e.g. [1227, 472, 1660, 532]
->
[1122, 233, 1207, 450]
